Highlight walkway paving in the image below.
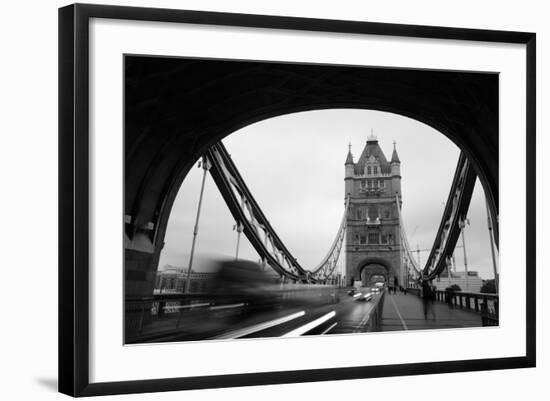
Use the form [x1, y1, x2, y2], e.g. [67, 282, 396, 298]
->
[381, 291, 482, 331]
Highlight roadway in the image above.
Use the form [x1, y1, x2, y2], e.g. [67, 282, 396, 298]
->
[128, 288, 484, 344]
[129, 288, 381, 343]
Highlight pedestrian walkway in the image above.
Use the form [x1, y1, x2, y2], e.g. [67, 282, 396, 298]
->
[381, 291, 482, 331]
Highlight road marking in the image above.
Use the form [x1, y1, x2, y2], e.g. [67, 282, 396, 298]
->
[282, 311, 336, 337]
[390, 295, 408, 330]
[166, 302, 210, 310]
[209, 303, 245, 310]
[321, 322, 338, 335]
[353, 304, 374, 332]
[213, 311, 305, 339]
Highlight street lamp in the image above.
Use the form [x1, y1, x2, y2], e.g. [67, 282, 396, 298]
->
[446, 256, 453, 284]
[485, 201, 499, 293]
[184, 156, 211, 294]
[458, 217, 470, 291]
[233, 221, 243, 261]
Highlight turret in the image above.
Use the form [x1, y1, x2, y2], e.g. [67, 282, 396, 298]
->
[345, 143, 354, 196]
[391, 140, 402, 197]
[391, 140, 401, 171]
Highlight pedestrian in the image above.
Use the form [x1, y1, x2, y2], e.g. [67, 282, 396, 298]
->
[421, 279, 436, 320]
[446, 288, 454, 309]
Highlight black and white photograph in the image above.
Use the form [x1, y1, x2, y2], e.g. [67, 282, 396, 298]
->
[124, 56, 500, 344]
[0, 0, 546, 398]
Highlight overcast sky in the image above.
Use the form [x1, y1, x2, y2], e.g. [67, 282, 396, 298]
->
[158, 109, 499, 280]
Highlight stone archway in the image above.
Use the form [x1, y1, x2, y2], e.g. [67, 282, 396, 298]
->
[124, 56, 498, 298]
[353, 257, 394, 288]
[360, 264, 388, 287]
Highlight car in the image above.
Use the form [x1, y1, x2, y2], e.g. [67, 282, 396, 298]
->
[347, 289, 357, 296]
[371, 287, 380, 294]
[356, 292, 373, 301]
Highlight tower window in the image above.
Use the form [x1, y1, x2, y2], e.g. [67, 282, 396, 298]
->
[368, 233, 379, 244]
[368, 206, 378, 221]
[373, 166, 378, 174]
[359, 235, 367, 245]
[367, 166, 372, 175]
[384, 209, 390, 218]
[381, 234, 388, 244]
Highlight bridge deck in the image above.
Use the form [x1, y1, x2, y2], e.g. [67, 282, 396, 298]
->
[381, 291, 482, 331]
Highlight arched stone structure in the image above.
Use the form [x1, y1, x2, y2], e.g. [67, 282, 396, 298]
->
[124, 56, 498, 299]
[354, 257, 394, 288]
[360, 264, 388, 287]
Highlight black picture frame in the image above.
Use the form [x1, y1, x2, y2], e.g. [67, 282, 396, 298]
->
[59, 3, 536, 397]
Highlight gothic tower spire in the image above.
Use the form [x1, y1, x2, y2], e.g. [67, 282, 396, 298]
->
[391, 140, 401, 164]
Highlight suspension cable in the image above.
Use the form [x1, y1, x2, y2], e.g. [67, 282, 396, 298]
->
[395, 193, 422, 274]
[207, 142, 350, 283]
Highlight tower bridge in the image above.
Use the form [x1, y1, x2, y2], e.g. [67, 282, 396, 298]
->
[125, 133, 498, 343]
[123, 57, 501, 343]
[124, 57, 499, 303]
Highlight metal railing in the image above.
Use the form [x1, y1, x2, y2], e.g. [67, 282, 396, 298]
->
[125, 293, 216, 340]
[406, 288, 498, 326]
[125, 285, 341, 342]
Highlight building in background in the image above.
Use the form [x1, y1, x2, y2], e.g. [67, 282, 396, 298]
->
[433, 270, 483, 292]
[154, 265, 217, 294]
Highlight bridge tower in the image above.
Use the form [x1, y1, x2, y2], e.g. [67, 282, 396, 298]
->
[344, 133, 403, 288]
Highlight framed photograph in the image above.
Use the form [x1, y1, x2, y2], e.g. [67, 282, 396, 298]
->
[59, 3, 536, 397]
